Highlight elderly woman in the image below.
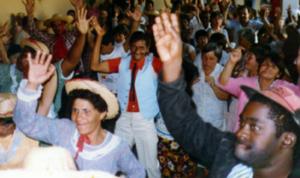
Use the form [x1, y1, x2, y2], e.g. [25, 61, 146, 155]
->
[13, 51, 145, 177]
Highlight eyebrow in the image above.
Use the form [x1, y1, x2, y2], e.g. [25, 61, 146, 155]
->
[239, 115, 260, 123]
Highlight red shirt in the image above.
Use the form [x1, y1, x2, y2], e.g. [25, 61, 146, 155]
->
[107, 56, 162, 112]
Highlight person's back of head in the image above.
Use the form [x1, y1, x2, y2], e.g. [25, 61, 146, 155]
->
[209, 32, 227, 50]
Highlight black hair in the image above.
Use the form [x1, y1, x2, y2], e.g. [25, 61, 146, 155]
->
[68, 89, 108, 114]
[210, 11, 223, 20]
[16, 46, 36, 72]
[195, 29, 209, 40]
[237, 5, 250, 15]
[112, 24, 129, 37]
[247, 94, 300, 161]
[7, 44, 22, 58]
[209, 32, 227, 49]
[201, 42, 222, 61]
[259, 51, 285, 79]
[129, 31, 151, 47]
[238, 28, 255, 45]
[248, 45, 265, 64]
[101, 32, 114, 46]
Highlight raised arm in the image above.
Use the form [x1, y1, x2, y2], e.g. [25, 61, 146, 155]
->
[154, 12, 228, 167]
[218, 48, 242, 86]
[0, 22, 10, 64]
[69, 0, 85, 9]
[37, 70, 57, 116]
[123, 6, 142, 52]
[23, 0, 53, 42]
[205, 76, 229, 100]
[60, 7, 90, 77]
[14, 51, 74, 144]
[89, 17, 110, 73]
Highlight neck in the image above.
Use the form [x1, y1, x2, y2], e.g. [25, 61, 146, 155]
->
[87, 128, 106, 145]
[240, 20, 249, 27]
[253, 153, 293, 178]
[258, 77, 274, 90]
[213, 26, 221, 31]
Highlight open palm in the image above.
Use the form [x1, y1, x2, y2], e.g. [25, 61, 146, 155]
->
[27, 51, 55, 86]
[153, 13, 182, 63]
[76, 7, 91, 35]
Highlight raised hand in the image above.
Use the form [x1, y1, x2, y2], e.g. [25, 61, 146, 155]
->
[153, 13, 182, 63]
[0, 21, 9, 37]
[228, 48, 242, 64]
[153, 12, 182, 82]
[69, 0, 84, 9]
[26, 51, 55, 90]
[127, 6, 142, 22]
[22, 0, 35, 17]
[75, 7, 91, 35]
[90, 17, 105, 37]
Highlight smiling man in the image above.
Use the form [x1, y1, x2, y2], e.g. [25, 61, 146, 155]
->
[89, 17, 162, 178]
[153, 12, 300, 178]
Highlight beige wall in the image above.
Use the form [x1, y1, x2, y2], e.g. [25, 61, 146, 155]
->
[0, 0, 73, 23]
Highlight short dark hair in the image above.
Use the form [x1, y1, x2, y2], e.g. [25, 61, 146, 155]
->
[129, 31, 151, 47]
[68, 89, 108, 113]
[209, 32, 227, 49]
[102, 32, 114, 46]
[16, 46, 36, 72]
[259, 52, 285, 79]
[210, 11, 223, 20]
[113, 24, 129, 37]
[247, 94, 300, 161]
[237, 5, 250, 15]
[238, 28, 255, 45]
[248, 45, 265, 64]
[202, 42, 222, 61]
[195, 30, 209, 40]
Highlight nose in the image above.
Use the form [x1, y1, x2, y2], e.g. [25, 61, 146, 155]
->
[236, 124, 250, 142]
[73, 110, 83, 122]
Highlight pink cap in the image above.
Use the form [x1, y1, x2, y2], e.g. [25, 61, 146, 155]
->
[241, 85, 300, 126]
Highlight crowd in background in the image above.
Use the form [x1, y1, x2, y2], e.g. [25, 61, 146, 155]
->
[1, 0, 300, 177]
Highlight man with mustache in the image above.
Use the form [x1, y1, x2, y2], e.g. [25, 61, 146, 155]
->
[153, 12, 300, 178]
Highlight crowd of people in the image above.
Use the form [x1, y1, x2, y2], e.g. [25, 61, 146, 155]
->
[1, 0, 300, 177]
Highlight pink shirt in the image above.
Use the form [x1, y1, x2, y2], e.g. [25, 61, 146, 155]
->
[217, 76, 300, 132]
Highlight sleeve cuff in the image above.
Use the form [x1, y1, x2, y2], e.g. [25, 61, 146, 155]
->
[57, 60, 74, 80]
[17, 79, 43, 102]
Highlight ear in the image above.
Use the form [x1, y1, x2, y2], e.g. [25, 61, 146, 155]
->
[99, 111, 107, 121]
[280, 132, 297, 149]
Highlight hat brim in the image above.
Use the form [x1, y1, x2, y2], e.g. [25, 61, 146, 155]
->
[65, 79, 119, 120]
[241, 85, 285, 109]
